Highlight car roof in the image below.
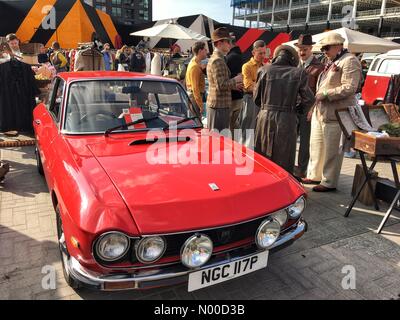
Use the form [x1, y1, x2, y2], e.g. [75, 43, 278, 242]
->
[386, 49, 400, 56]
[57, 71, 176, 83]
[373, 50, 400, 61]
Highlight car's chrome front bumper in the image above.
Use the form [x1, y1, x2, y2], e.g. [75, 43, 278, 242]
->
[66, 220, 307, 291]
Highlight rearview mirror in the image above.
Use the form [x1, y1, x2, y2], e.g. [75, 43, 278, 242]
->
[122, 86, 141, 94]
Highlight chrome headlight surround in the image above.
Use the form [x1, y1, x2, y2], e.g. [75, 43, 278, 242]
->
[255, 219, 281, 249]
[95, 231, 130, 262]
[135, 236, 166, 264]
[287, 196, 306, 219]
[181, 234, 213, 269]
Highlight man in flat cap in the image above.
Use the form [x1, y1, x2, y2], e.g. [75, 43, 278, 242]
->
[294, 34, 325, 179]
[206, 27, 243, 132]
[303, 33, 361, 192]
[254, 45, 315, 175]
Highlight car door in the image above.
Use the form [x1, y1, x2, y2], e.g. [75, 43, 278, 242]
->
[362, 57, 397, 105]
[35, 77, 66, 177]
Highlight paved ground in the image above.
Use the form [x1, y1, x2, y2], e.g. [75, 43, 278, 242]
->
[1, 146, 400, 300]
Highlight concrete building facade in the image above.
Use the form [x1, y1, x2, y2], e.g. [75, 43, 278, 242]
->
[232, 0, 400, 38]
[85, 0, 152, 25]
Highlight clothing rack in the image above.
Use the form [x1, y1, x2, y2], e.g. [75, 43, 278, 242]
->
[80, 46, 103, 71]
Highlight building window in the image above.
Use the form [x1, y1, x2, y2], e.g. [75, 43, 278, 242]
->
[112, 6, 122, 16]
[96, 5, 107, 12]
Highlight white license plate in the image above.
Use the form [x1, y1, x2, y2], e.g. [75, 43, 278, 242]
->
[188, 251, 269, 292]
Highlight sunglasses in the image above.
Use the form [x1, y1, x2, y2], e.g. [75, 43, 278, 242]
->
[321, 45, 331, 52]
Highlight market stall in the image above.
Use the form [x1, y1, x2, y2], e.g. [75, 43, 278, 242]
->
[130, 21, 210, 80]
[336, 104, 400, 233]
[124, 14, 290, 62]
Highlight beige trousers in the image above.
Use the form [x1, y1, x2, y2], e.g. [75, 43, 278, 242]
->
[307, 112, 344, 188]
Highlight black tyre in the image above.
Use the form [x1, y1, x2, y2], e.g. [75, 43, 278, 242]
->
[56, 205, 81, 290]
[35, 146, 44, 176]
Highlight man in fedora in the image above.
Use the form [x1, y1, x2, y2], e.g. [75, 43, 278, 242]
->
[254, 45, 315, 175]
[303, 32, 361, 192]
[206, 27, 243, 132]
[294, 34, 325, 179]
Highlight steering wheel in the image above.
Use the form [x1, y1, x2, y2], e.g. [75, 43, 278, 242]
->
[79, 110, 118, 124]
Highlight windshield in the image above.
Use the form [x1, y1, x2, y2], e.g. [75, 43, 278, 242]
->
[63, 80, 201, 133]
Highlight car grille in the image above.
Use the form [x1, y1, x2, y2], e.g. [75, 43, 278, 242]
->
[97, 214, 298, 267]
[121, 216, 267, 265]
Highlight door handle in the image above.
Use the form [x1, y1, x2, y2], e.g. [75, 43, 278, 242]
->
[34, 120, 41, 125]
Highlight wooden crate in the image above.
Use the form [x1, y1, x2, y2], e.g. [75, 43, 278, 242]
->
[353, 131, 400, 156]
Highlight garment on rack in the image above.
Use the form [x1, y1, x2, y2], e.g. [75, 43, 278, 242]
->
[348, 103, 376, 132]
[145, 51, 152, 74]
[69, 49, 77, 72]
[0, 59, 40, 132]
[74, 47, 105, 71]
[383, 103, 400, 124]
[384, 74, 400, 106]
[151, 53, 162, 76]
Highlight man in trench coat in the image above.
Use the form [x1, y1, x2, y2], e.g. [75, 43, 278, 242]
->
[254, 45, 315, 175]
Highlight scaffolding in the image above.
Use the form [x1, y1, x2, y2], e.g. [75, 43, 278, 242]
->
[232, 0, 400, 37]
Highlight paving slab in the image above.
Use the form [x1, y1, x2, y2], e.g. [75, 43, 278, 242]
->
[1, 146, 399, 300]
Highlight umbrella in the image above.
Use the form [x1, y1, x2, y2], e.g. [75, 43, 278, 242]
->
[130, 21, 210, 41]
[285, 27, 400, 54]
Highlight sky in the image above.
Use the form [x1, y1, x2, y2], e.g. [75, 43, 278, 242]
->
[152, 0, 233, 23]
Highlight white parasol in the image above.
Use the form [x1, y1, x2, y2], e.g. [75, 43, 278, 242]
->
[130, 21, 210, 41]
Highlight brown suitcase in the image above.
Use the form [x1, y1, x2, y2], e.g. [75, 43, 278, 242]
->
[353, 131, 400, 156]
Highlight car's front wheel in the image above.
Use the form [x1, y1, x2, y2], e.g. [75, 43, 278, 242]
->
[56, 205, 81, 290]
[35, 145, 44, 176]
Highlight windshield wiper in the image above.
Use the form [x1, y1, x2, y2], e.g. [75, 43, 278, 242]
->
[105, 116, 159, 136]
[162, 116, 200, 131]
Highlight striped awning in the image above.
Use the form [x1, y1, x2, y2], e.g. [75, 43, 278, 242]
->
[0, 0, 119, 49]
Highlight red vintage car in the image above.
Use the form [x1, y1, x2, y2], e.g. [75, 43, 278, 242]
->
[33, 71, 307, 292]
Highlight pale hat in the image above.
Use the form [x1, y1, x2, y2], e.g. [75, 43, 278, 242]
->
[318, 33, 346, 47]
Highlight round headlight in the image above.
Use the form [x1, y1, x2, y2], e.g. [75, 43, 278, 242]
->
[287, 196, 306, 219]
[272, 210, 288, 227]
[136, 236, 166, 263]
[256, 219, 281, 249]
[181, 234, 213, 268]
[96, 232, 130, 262]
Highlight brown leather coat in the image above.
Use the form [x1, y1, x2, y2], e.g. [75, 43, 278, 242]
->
[254, 59, 315, 114]
[253, 54, 316, 174]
